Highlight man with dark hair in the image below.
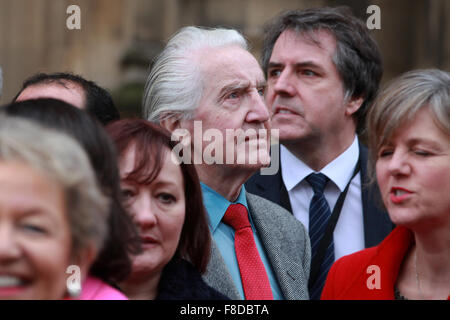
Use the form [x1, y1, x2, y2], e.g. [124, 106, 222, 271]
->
[246, 7, 394, 299]
[14, 72, 120, 125]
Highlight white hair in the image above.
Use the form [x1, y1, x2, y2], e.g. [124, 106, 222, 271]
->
[143, 26, 248, 122]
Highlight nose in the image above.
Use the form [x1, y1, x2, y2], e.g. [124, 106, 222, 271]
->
[131, 193, 157, 229]
[0, 224, 21, 263]
[387, 150, 411, 176]
[246, 90, 270, 124]
[273, 69, 296, 97]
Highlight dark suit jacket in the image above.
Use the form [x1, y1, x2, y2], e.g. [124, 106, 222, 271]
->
[156, 258, 229, 300]
[245, 144, 394, 249]
[202, 192, 311, 300]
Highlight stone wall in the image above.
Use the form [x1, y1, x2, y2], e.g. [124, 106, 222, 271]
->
[0, 0, 448, 114]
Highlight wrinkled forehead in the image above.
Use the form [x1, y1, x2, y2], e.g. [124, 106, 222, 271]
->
[198, 45, 265, 90]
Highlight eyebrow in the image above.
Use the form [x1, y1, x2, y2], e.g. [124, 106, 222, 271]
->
[17, 208, 59, 226]
[267, 61, 325, 72]
[383, 137, 445, 151]
[218, 79, 267, 96]
[407, 137, 444, 150]
[122, 176, 179, 189]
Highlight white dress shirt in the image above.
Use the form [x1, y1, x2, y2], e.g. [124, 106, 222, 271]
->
[280, 136, 365, 260]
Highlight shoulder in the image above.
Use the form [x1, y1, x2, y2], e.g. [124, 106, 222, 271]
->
[322, 227, 413, 299]
[157, 259, 230, 300]
[246, 192, 309, 258]
[321, 245, 379, 299]
[332, 246, 378, 275]
[79, 276, 128, 300]
[246, 192, 303, 230]
[327, 227, 411, 278]
[245, 161, 283, 195]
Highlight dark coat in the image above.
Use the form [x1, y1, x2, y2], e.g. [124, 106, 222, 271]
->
[245, 143, 394, 248]
[156, 258, 230, 300]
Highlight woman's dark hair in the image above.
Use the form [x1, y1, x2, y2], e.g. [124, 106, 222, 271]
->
[1, 98, 140, 284]
[106, 118, 211, 273]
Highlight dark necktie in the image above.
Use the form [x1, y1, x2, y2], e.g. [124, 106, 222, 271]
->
[222, 203, 273, 300]
[306, 173, 334, 300]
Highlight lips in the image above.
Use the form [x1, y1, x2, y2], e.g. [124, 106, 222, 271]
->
[390, 187, 413, 204]
[140, 235, 158, 246]
[273, 106, 299, 116]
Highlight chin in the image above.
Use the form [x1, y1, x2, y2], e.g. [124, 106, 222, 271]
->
[226, 162, 263, 172]
[131, 256, 159, 275]
[389, 207, 433, 231]
[276, 130, 308, 143]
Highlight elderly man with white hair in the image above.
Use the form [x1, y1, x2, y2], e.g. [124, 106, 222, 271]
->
[143, 26, 310, 300]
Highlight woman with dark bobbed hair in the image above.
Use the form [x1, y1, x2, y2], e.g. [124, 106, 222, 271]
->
[322, 69, 450, 300]
[106, 119, 228, 299]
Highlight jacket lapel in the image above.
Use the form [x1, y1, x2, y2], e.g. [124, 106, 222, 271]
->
[247, 193, 306, 299]
[202, 239, 242, 300]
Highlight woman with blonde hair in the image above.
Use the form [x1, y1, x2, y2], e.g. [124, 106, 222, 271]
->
[0, 115, 123, 299]
[322, 69, 450, 300]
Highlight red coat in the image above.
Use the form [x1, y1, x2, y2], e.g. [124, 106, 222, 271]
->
[322, 226, 450, 300]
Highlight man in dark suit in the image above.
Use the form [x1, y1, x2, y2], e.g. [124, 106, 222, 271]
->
[143, 26, 310, 300]
[246, 7, 394, 299]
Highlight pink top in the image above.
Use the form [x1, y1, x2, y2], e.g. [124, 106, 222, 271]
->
[79, 276, 128, 300]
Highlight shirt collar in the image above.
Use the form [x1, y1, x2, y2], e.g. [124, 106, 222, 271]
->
[200, 182, 248, 232]
[281, 135, 359, 192]
[280, 144, 313, 191]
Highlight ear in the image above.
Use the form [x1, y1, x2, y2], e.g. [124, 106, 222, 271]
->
[345, 96, 364, 117]
[160, 117, 182, 133]
[70, 246, 97, 280]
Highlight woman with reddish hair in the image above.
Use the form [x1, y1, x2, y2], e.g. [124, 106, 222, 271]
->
[106, 119, 228, 300]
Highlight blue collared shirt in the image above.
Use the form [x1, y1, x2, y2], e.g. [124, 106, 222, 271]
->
[201, 183, 283, 300]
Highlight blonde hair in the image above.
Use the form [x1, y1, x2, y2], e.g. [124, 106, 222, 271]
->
[0, 115, 109, 255]
[367, 69, 450, 181]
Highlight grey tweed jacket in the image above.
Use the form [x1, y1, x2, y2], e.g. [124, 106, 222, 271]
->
[202, 192, 311, 300]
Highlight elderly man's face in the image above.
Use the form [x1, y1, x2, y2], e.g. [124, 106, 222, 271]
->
[16, 81, 86, 109]
[182, 45, 270, 169]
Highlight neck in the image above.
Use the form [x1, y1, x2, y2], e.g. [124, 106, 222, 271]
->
[414, 225, 450, 282]
[119, 271, 162, 300]
[283, 128, 356, 172]
[195, 164, 252, 201]
[399, 225, 450, 300]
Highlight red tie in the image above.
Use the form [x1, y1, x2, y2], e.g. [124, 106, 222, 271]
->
[222, 203, 274, 300]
